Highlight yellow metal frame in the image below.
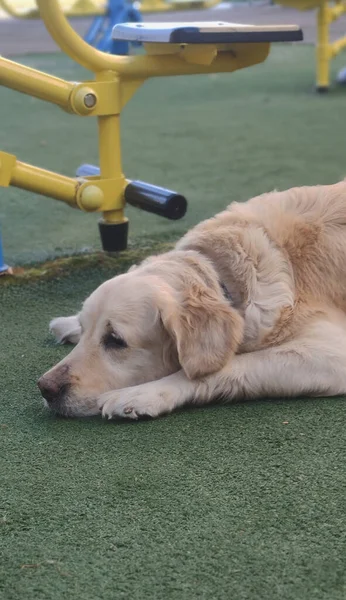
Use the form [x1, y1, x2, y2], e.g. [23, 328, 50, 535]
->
[0, 0, 105, 18]
[138, 0, 220, 13]
[0, 0, 220, 19]
[0, 0, 273, 227]
[275, 0, 346, 90]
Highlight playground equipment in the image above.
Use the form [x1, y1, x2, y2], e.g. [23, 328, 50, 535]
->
[0, 0, 219, 18]
[85, 0, 222, 53]
[0, 0, 302, 253]
[274, 0, 346, 91]
[0, 0, 138, 54]
[138, 0, 220, 12]
[86, 0, 222, 53]
[0, 0, 221, 54]
[0, 0, 105, 18]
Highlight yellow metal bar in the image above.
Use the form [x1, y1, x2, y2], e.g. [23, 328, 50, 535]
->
[11, 161, 78, 206]
[98, 114, 126, 223]
[139, 0, 220, 12]
[0, 56, 73, 107]
[0, 0, 105, 18]
[98, 116, 122, 180]
[275, 0, 346, 90]
[329, 1, 346, 21]
[330, 35, 346, 57]
[36, 0, 129, 73]
[96, 70, 126, 223]
[0, 0, 25, 17]
[316, 1, 331, 89]
[96, 72, 121, 179]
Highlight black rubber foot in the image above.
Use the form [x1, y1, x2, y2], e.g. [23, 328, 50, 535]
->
[98, 219, 128, 252]
[316, 86, 329, 93]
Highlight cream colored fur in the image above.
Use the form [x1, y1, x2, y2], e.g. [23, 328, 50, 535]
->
[39, 180, 346, 419]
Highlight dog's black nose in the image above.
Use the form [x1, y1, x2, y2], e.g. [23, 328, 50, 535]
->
[38, 364, 70, 406]
[37, 376, 61, 404]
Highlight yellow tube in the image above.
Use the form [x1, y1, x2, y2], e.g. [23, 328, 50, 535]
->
[96, 71, 122, 180]
[95, 70, 126, 223]
[0, 0, 30, 18]
[11, 161, 78, 206]
[329, 2, 346, 21]
[98, 115, 122, 180]
[0, 56, 73, 107]
[98, 114, 126, 222]
[36, 0, 128, 72]
[140, 0, 220, 12]
[0, 0, 105, 18]
[330, 35, 346, 56]
[316, 1, 330, 89]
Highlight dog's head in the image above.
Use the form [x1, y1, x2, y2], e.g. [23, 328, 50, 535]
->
[38, 253, 243, 417]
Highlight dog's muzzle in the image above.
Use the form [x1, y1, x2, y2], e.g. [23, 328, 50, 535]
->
[37, 364, 70, 412]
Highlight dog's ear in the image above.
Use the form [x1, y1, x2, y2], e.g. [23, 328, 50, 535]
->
[159, 281, 244, 380]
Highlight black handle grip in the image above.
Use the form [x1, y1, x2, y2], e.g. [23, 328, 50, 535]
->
[125, 180, 187, 220]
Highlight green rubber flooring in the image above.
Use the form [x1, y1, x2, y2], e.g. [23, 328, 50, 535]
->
[1, 259, 346, 600]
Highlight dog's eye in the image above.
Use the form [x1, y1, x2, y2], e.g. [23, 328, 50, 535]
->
[103, 332, 128, 350]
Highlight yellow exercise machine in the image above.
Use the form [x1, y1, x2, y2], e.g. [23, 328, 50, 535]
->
[275, 0, 346, 91]
[0, 0, 221, 54]
[0, 0, 302, 251]
[0, 0, 219, 18]
[138, 0, 220, 13]
[0, 0, 105, 18]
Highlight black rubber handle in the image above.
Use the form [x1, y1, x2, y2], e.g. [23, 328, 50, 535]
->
[125, 180, 187, 220]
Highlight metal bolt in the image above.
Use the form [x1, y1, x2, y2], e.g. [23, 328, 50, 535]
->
[84, 93, 97, 108]
[79, 185, 104, 212]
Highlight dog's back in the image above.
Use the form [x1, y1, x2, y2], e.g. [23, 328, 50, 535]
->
[243, 181, 346, 310]
[179, 180, 346, 313]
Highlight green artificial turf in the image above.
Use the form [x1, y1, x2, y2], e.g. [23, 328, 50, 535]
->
[1, 260, 346, 600]
[1, 45, 346, 264]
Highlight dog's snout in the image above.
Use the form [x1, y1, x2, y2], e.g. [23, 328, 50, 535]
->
[37, 376, 60, 403]
[37, 364, 70, 405]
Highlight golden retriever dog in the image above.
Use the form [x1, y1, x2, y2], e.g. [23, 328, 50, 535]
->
[38, 180, 346, 419]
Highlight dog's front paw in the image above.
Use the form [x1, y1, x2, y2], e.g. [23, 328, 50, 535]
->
[49, 315, 81, 345]
[98, 382, 178, 420]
